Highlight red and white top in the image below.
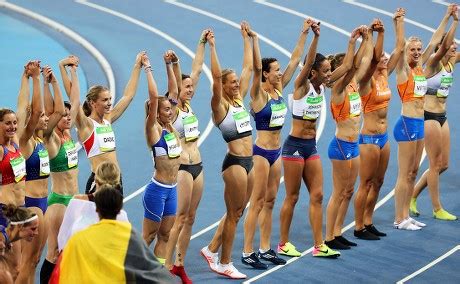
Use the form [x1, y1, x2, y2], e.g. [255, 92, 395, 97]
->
[82, 118, 116, 158]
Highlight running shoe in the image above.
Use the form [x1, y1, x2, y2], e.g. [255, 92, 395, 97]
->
[215, 262, 247, 279]
[433, 209, 458, 221]
[258, 249, 287, 265]
[324, 238, 350, 250]
[393, 218, 421, 230]
[277, 242, 301, 257]
[170, 265, 193, 284]
[335, 235, 357, 246]
[200, 246, 218, 272]
[408, 217, 426, 227]
[241, 252, 268, 269]
[312, 243, 340, 258]
[410, 197, 420, 217]
[354, 228, 380, 240]
[365, 224, 387, 237]
[156, 257, 166, 265]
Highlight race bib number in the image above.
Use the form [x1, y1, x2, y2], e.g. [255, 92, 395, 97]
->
[10, 155, 26, 182]
[38, 149, 50, 176]
[96, 125, 116, 152]
[414, 75, 427, 97]
[64, 141, 78, 168]
[349, 92, 361, 117]
[269, 103, 287, 127]
[437, 76, 453, 98]
[182, 114, 200, 141]
[303, 95, 323, 120]
[164, 133, 182, 158]
[233, 109, 252, 133]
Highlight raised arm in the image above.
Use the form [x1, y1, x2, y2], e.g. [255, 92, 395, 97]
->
[359, 20, 384, 89]
[170, 51, 182, 91]
[109, 51, 144, 123]
[164, 51, 179, 102]
[330, 28, 360, 84]
[425, 8, 458, 76]
[68, 66, 81, 125]
[143, 54, 160, 147]
[353, 26, 372, 82]
[294, 20, 318, 99]
[387, 8, 406, 75]
[208, 31, 226, 121]
[422, 3, 455, 64]
[19, 61, 42, 146]
[42, 66, 65, 138]
[239, 21, 254, 99]
[332, 28, 362, 96]
[281, 19, 311, 90]
[58, 55, 79, 96]
[190, 29, 209, 88]
[16, 63, 31, 138]
[249, 27, 263, 103]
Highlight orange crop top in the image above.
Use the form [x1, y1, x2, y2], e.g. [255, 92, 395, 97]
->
[331, 82, 362, 122]
[361, 75, 391, 113]
[397, 66, 427, 103]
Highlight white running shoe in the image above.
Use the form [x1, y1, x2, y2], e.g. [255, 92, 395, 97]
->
[394, 218, 421, 231]
[200, 246, 218, 271]
[408, 217, 426, 227]
[215, 262, 247, 279]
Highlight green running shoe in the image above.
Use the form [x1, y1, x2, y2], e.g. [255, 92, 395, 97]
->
[312, 243, 340, 258]
[410, 197, 420, 217]
[434, 209, 458, 221]
[277, 242, 301, 257]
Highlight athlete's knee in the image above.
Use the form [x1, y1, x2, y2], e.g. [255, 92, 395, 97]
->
[157, 230, 171, 244]
[342, 187, 354, 200]
[373, 177, 384, 190]
[310, 190, 323, 205]
[285, 192, 300, 205]
[185, 212, 197, 227]
[143, 230, 157, 245]
[440, 164, 448, 173]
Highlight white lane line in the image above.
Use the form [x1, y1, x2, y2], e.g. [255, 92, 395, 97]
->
[343, 0, 460, 44]
[165, 0, 292, 58]
[0, 1, 115, 99]
[432, 0, 450, 7]
[397, 245, 460, 283]
[74, 0, 215, 203]
[164, 0, 328, 240]
[245, 1, 428, 282]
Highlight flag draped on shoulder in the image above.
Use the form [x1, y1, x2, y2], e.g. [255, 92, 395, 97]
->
[50, 219, 174, 283]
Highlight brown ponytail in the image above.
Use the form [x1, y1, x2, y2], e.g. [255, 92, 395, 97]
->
[83, 85, 109, 117]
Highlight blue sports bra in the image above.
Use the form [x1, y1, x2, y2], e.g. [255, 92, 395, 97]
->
[251, 90, 287, 131]
[25, 137, 50, 181]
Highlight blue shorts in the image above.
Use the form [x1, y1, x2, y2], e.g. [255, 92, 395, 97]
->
[393, 115, 424, 142]
[282, 135, 319, 162]
[143, 178, 177, 222]
[253, 145, 281, 166]
[25, 196, 48, 213]
[328, 137, 359, 160]
[359, 132, 388, 149]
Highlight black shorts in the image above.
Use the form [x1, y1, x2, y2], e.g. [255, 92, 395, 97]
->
[424, 110, 447, 127]
[222, 153, 253, 174]
[179, 162, 203, 180]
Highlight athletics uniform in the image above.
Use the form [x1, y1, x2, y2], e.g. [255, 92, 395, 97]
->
[173, 103, 203, 180]
[394, 67, 427, 141]
[282, 83, 323, 162]
[217, 99, 253, 173]
[143, 129, 182, 222]
[359, 75, 391, 149]
[328, 83, 361, 160]
[424, 62, 454, 126]
[252, 90, 287, 166]
[25, 137, 50, 213]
